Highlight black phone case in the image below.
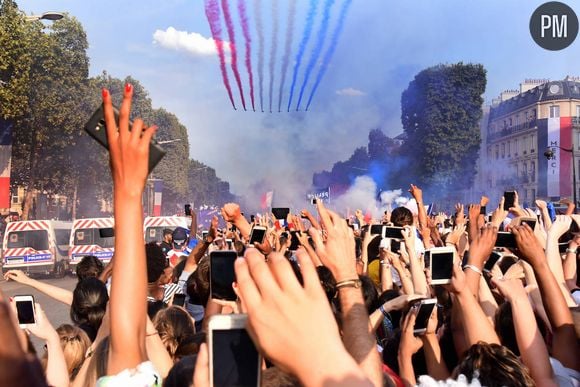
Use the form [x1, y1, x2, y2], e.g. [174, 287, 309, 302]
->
[84, 104, 166, 173]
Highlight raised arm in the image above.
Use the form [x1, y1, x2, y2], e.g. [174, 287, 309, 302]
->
[184, 215, 218, 272]
[402, 226, 428, 296]
[544, 215, 576, 306]
[3, 270, 72, 305]
[221, 203, 251, 240]
[409, 184, 427, 229]
[103, 85, 152, 374]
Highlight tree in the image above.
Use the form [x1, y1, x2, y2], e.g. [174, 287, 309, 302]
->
[400, 63, 486, 197]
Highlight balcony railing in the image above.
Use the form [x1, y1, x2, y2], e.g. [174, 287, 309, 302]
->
[488, 119, 537, 142]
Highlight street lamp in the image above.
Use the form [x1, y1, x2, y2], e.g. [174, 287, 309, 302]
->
[544, 146, 577, 209]
[25, 11, 64, 21]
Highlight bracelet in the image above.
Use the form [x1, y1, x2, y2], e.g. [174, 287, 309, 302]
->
[463, 264, 483, 276]
[335, 278, 362, 289]
[379, 260, 391, 267]
[566, 248, 577, 254]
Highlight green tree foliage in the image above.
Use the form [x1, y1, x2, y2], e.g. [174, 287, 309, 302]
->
[187, 159, 235, 207]
[400, 63, 486, 195]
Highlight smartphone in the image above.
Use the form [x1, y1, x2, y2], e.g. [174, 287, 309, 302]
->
[14, 295, 36, 327]
[429, 247, 455, 285]
[498, 255, 518, 274]
[272, 208, 290, 220]
[413, 298, 437, 335]
[384, 226, 404, 239]
[370, 224, 385, 236]
[202, 230, 209, 239]
[423, 250, 431, 269]
[311, 198, 317, 205]
[249, 226, 266, 246]
[289, 231, 301, 251]
[484, 251, 502, 273]
[390, 239, 402, 254]
[185, 204, 192, 216]
[479, 205, 486, 215]
[172, 293, 186, 307]
[225, 239, 233, 250]
[208, 314, 261, 387]
[514, 217, 536, 230]
[84, 104, 166, 173]
[495, 231, 517, 248]
[210, 251, 237, 301]
[503, 191, 516, 211]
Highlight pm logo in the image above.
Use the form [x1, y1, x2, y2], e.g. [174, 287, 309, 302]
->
[530, 2, 578, 50]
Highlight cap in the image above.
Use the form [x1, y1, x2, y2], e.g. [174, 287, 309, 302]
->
[172, 227, 188, 249]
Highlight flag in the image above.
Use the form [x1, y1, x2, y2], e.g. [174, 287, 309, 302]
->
[0, 119, 13, 210]
[153, 180, 163, 216]
[261, 191, 273, 209]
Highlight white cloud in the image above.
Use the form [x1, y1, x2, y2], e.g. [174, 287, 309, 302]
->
[336, 87, 366, 97]
[152, 27, 230, 57]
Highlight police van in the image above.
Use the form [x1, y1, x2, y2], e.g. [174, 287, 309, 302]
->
[2, 220, 72, 276]
[143, 216, 190, 243]
[69, 218, 115, 266]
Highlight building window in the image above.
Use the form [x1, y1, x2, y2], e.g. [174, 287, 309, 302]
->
[503, 120, 507, 129]
[507, 141, 511, 157]
[515, 114, 519, 126]
[531, 161, 536, 182]
[501, 143, 505, 158]
[495, 144, 499, 160]
[525, 111, 529, 121]
[514, 139, 518, 155]
[523, 162, 527, 180]
[549, 105, 560, 118]
[509, 118, 513, 127]
[530, 134, 535, 152]
[577, 105, 580, 117]
[523, 136, 527, 154]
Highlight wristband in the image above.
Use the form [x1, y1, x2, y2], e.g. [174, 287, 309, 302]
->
[566, 248, 577, 255]
[335, 278, 362, 289]
[463, 264, 483, 276]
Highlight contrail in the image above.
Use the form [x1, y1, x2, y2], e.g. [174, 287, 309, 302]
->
[277, 0, 297, 113]
[204, 0, 236, 109]
[287, 0, 318, 112]
[296, 0, 335, 111]
[221, 0, 246, 110]
[268, 0, 279, 113]
[254, 0, 264, 112]
[306, 0, 352, 111]
[238, 0, 255, 111]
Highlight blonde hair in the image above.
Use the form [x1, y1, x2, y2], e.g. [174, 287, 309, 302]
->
[42, 324, 91, 380]
[153, 306, 196, 360]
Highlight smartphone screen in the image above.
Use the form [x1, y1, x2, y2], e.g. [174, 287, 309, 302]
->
[503, 191, 516, 210]
[272, 208, 290, 220]
[15, 299, 35, 325]
[484, 251, 502, 272]
[210, 251, 237, 301]
[390, 239, 401, 253]
[84, 104, 166, 173]
[430, 250, 454, 284]
[185, 204, 192, 216]
[212, 328, 260, 387]
[520, 218, 536, 230]
[413, 300, 436, 334]
[384, 226, 404, 239]
[495, 231, 517, 248]
[289, 231, 301, 251]
[370, 224, 384, 236]
[172, 293, 186, 307]
[498, 256, 518, 274]
[479, 206, 486, 215]
[249, 227, 266, 245]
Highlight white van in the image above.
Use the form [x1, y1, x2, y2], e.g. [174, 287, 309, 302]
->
[143, 216, 190, 244]
[2, 220, 72, 276]
[69, 218, 115, 266]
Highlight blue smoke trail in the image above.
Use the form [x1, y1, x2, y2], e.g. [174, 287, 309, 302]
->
[286, 0, 318, 112]
[268, 0, 279, 113]
[254, 0, 264, 112]
[305, 0, 352, 111]
[295, 0, 335, 111]
[277, 1, 297, 112]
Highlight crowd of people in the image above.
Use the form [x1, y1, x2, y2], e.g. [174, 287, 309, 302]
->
[1, 85, 579, 386]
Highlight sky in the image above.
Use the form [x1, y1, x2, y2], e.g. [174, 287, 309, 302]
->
[16, 0, 580, 205]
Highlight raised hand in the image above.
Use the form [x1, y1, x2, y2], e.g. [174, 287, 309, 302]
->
[3, 270, 31, 285]
[408, 184, 423, 203]
[547, 215, 572, 240]
[490, 197, 508, 228]
[468, 204, 481, 220]
[512, 224, 546, 268]
[221, 203, 242, 223]
[455, 203, 465, 225]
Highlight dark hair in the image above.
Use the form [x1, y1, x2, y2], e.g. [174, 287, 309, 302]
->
[70, 277, 108, 341]
[453, 342, 535, 387]
[187, 258, 210, 306]
[378, 289, 403, 331]
[147, 300, 168, 320]
[146, 242, 166, 283]
[261, 366, 301, 387]
[164, 355, 196, 387]
[391, 207, 413, 227]
[359, 275, 379, 313]
[494, 302, 548, 357]
[153, 306, 196, 360]
[76, 256, 104, 281]
[316, 266, 336, 302]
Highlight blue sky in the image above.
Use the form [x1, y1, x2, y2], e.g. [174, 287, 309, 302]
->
[17, 0, 579, 203]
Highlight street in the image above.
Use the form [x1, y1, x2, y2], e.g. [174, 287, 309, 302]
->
[0, 275, 77, 354]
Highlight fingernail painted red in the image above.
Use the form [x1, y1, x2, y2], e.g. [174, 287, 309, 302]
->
[101, 88, 108, 99]
[125, 83, 132, 93]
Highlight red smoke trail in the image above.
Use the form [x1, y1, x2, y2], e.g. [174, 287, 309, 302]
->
[238, 0, 255, 111]
[221, 0, 247, 111]
[204, 0, 236, 109]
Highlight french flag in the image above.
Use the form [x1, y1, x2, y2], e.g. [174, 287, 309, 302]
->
[0, 119, 12, 210]
[153, 180, 163, 216]
[261, 191, 273, 209]
[538, 116, 573, 199]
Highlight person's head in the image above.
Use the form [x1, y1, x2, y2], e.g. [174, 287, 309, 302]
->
[452, 342, 535, 386]
[359, 275, 379, 313]
[261, 366, 301, 387]
[172, 227, 189, 251]
[70, 277, 108, 341]
[146, 242, 167, 284]
[76, 256, 104, 282]
[147, 300, 168, 320]
[42, 324, 91, 380]
[163, 228, 173, 243]
[186, 258, 210, 306]
[164, 355, 196, 387]
[391, 207, 413, 227]
[153, 306, 196, 360]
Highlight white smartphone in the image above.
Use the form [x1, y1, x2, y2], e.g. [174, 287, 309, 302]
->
[248, 226, 266, 246]
[208, 314, 261, 387]
[14, 295, 36, 328]
[413, 298, 437, 335]
[429, 246, 455, 285]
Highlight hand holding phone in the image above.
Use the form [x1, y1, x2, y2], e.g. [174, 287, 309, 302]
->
[14, 295, 36, 327]
[503, 191, 516, 211]
[428, 247, 455, 285]
[248, 226, 266, 246]
[210, 251, 237, 301]
[413, 298, 437, 335]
